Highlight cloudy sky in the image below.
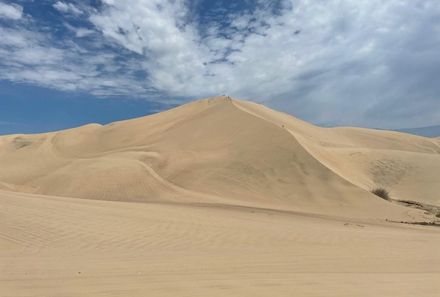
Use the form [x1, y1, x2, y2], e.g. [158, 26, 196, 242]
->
[0, 0, 439, 134]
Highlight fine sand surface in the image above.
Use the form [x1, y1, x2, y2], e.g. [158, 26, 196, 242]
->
[1, 190, 440, 297]
[0, 96, 439, 296]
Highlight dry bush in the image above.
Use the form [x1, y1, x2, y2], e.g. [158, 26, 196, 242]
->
[371, 187, 390, 200]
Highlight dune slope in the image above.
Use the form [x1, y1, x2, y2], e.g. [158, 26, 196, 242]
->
[233, 99, 440, 206]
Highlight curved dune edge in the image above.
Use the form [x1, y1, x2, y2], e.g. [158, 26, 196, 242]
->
[0, 96, 438, 222]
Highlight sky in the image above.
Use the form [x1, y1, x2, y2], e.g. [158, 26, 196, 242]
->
[0, 0, 439, 134]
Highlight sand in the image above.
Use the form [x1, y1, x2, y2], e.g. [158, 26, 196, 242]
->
[1, 190, 440, 296]
[0, 96, 439, 296]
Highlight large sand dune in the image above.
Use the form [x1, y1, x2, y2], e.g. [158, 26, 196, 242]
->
[0, 96, 438, 218]
[1, 96, 439, 296]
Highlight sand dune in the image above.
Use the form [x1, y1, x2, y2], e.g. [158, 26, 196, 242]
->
[0, 96, 438, 219]
[1, 96, 439, 296]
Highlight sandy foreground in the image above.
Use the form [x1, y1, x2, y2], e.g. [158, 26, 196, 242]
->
[1, 190, 440, 297]
[1, 96, 439, 296]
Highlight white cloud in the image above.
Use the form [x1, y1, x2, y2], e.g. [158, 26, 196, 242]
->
[90, 0, 207, 94]
[0, 25, 154, 98]
[53, 1, 83, 16]
[89, 1, 377, 99]
[64, 23, 95, 38]
[74, 27, 94, 38]
[0, 1, 22, 20]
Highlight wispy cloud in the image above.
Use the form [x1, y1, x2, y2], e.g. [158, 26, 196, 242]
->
[0, 1, 22, 19]
[1, 0, 440, 128]
[0, 6, 155, 98]
[53, 1, 83, 16]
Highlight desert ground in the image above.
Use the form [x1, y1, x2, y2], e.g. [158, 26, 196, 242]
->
[1, 96, 439, 296]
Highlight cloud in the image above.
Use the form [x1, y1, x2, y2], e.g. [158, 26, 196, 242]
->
[0, 1, 22, 19]
[0, 24, 154, 98]
[63, 23, 95, 38]
[1, 0, 440, 128]
[53, 1, 83, 16]
[74, 27, 94, 38]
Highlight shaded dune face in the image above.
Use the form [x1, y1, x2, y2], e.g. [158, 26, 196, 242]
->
[0, 96, 438, 220]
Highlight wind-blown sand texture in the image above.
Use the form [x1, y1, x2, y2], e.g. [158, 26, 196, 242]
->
[1, 96, 439, 296]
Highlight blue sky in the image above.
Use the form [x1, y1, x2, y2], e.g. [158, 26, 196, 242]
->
[0, 0, 439, 134]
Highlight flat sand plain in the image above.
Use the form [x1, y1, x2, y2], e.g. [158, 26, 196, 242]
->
[1, 190, 440, 297]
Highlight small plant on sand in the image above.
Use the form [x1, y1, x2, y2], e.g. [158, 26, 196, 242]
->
[371, 187, 390, 200]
